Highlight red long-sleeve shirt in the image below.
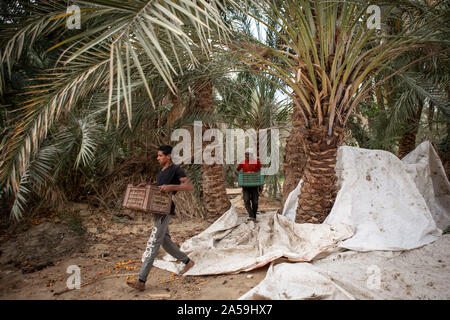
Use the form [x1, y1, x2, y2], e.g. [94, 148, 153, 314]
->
[237, 159, 262, 173]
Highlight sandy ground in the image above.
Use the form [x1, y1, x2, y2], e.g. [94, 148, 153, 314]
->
[0, 192, 280, 300]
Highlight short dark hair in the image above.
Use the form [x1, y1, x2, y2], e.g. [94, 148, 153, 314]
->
[158, 144, 173, 156]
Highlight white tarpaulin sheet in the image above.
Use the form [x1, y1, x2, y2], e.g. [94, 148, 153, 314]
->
[282, 142, 447, 251]
[281, 179, 302, 221]
[402, 141, 450, 230]
[154, 207, 353, 275]
[240, 234, 450, 300]
[239, 261, 356, 300]
[324, 144, 443, 251]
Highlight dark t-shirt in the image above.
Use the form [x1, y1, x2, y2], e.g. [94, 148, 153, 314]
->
[156, 164, 186, 215]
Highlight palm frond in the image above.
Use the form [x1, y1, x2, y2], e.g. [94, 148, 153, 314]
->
[0, 0, 236, 200]
[9, 144, 61, 220]
[235, 0, 445, 137]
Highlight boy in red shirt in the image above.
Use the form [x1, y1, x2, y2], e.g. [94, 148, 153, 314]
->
[237, 148, 262, 221]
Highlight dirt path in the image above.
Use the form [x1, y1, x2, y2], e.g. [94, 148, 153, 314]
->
[0, 194, 280, 300]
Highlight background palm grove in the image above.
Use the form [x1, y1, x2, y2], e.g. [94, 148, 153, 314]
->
[0, 0, 449, 225]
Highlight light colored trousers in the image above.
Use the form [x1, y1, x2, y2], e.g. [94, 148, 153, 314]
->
[138, 214, 189, 282]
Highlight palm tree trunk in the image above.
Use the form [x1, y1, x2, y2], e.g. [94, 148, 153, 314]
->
[201, 163, 231, 214]
[167, 92, 185, 127]
[375, 86, 385, 110]
[165, 91, 205, 218]
[282, 106, 307, 208]
[194, 79, 231, 215]
[397, 101, 423, 159]
[295, 122, 344, 224]
[397, 132, 417, 159]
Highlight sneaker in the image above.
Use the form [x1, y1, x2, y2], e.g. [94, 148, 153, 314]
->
[127, 280, 145, 291]
[247, 217, 256, 222]
[179, 260, 195, 276]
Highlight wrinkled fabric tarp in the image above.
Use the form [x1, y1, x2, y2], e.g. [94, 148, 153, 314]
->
[402, 141, 450, 230]
[323, 143, 443, 251]
[154, 207, 353, 275]
[240, 235, 450, 300]
[281, 179, 302, 221]
[239, 262, 356, 300]
[282, 142, 448, 251]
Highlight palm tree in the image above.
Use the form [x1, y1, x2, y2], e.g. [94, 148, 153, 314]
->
[152, 52, 236, 217]
[2, 0, 448, 223]
[234, 0, 447, 223]
[221, 9, 302, 204]
[0, 0, 234, 219]
[282, 103, 307, 207]
[5, 78, 226, 219]
[193, 77, 231, 215]
[216, 72, 292, 200]
[378, 1, 450, 159]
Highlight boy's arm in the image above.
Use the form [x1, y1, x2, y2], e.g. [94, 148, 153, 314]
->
[159, 180, 193, 192]
[174, 177, 194, 192]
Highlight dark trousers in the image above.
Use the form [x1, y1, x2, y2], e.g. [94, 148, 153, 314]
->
[242, 187, 259, 218]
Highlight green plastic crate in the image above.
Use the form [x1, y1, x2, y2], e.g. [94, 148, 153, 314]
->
[238, 171, 264, 187]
